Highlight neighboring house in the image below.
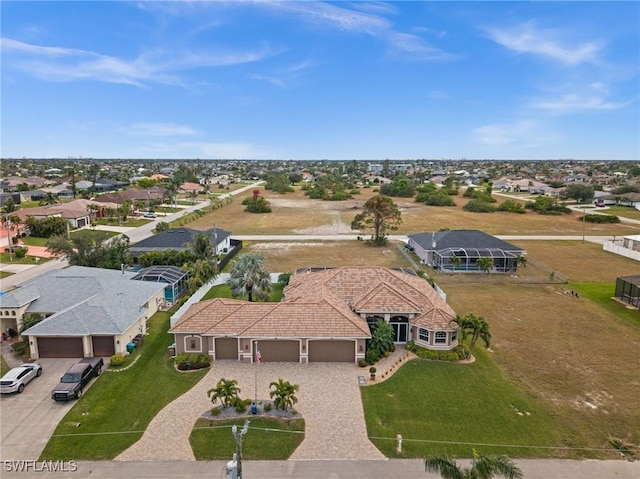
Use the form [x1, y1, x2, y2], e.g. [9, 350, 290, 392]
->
[18, 190, 47, 202]
[614, 275, 640, 309]
[127, 227, 231, 264]
[169, 267, 458, 364]
[603, 235, 640, 262]
[15, 199, 94, 229]
[1, 176, 48, 191]
[617, 192, 640, 210]
[593, 192, 617, 206]
[93, 186, 167, 205]
[179, 182, 202, 193]
[408, 230, 526, 273]
[1, 266, 165, 358]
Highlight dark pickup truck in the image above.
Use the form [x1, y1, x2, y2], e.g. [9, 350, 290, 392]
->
[51, 357, 104, 401]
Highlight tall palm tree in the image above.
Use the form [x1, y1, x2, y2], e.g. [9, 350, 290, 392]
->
[207, 378, 241, 408]
[269, 378, 299, 411]
[189, 232, 214, 261]
[425, 452, 522, 479]
[227, 253, 272, 302]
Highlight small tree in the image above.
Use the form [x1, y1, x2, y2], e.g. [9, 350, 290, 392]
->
[269, 378, 299, 411]
[476, 257, 494, 274]
[227, 253, 272, 302]
[449, 255, 462, 272]
[207, 378, 241, 409]
[451, 314, 492, 360]
[351, 194, 402, 246]
[368, 319, 394, 356]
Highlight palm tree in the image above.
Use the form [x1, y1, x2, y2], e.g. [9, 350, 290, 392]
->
[451, 314, 492, 360]
[207, 378, 241, 408]
[369, 319, 395, 355]
[476, 257, 494, 274]
[39, 192, 58, 206]
[269, 378, 299, 411]
[449, 255, 462, 272]
[189, 232, 214, 261]
[514, 255, 527, 273]
[425, 452, 522, 479]
[227, 253, 272, 302]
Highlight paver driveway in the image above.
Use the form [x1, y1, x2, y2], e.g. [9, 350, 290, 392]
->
[116, 361, 385, 461]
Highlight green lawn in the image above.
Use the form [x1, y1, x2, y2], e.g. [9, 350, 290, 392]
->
[21, 237, 50, 247]
[571, 282, 639, 325]
[201, 283, 284, 302]
[190, 417, 305, 460]
[362, 350, 577, 459]
[0, 271, 15, 279]
[0, 253, 50, 265]
[70, 229, 119, 239]
[39, 312, 208, 460]
[94, 218, 151, 227]
[0, 354, 9, 376]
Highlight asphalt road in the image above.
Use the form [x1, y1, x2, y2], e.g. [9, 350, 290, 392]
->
[0, 458, 637, 479]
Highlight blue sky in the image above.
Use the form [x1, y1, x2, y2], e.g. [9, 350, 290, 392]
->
[2, 1, 638, 160]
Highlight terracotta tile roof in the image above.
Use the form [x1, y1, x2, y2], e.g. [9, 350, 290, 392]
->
[171, 267, 456, 338]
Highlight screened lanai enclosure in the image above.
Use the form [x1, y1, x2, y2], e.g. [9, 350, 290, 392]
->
[131, 265, 189, 304]
[434, 247, 522, 272]
[615, 275, 640, 309]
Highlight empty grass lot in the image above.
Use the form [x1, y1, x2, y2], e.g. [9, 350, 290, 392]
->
[362, 351, 569, 459]
[190, 417, 305, 460]
[187, 186, 640, 237]
[40, 312, 208, 461]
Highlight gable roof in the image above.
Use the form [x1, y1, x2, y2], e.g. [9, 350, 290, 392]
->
[409, 230, 524, 254]
[10, 266, 165, 336]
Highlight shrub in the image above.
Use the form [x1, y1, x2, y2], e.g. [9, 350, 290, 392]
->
[369, 367, 377, 374]
[405, 341, 417, 353]
[496, 199, 526, 214]
[263, 402, 272, 412]
[365, 348, 381, 365]
[413, 345, 465, 361]
[12, 342, 28, 357]
[463, 199, 496, 213]
[175, 353, 210, 370]
[110, 353, 126, 367]
[580, 214, 620, 223]
[234, 398, 248, 413]
[14, 248, 26, 259]
[358, 359, 368, 368]
[210, 407, 221, 416]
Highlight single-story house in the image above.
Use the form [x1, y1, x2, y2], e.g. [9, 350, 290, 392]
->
[614, 275, 640, 309]
[15, 200, 92, 229]
[128, 227, 231, 264]
[617, 192, 640, 210]
[408, 230, 526, 273]
[169, 267, 458, 364]
[93, 186, 167, 205]
[1, 266, 165, 358]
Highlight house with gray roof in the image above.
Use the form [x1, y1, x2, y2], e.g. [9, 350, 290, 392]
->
[0, 266, 165, 358]
[128, 227, 231, 264]
[408, 230, 526, 273]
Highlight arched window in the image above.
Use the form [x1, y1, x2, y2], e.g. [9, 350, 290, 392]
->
[11, 311, 16, 316]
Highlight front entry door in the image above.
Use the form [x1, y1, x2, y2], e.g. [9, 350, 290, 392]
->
[390, 316, 409, 343]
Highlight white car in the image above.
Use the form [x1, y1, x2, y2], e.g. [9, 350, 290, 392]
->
[0, 363, 43, 394]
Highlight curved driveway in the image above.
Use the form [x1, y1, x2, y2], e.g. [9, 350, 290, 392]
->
[116, 361, 384, 461]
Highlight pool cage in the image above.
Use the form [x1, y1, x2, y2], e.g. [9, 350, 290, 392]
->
[433, 247, 521, 273]
[131, 265, 190, 303]
[615, 275, 640, 309]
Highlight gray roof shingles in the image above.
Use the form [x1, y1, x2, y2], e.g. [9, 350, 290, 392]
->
[410, 229, 524, 253]
[7, 266, 165, 336]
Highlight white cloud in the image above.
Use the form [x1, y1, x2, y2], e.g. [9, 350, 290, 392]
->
[473, 120, 558, 149]
[531, 82, 630, 114]
[1, 37, 277, 86]
[124, 123, 201, 137]
[485, 21, 602, 65]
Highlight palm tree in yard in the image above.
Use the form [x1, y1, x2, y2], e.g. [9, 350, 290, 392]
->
[476, 257, 494, 274]
[451, 314, 491, 360]
[269, 378, 299, 411]
[227, 253, 272, 302]
[449, 255, 462, 272]
[207, 378, 241, 408]
[425, 451, 522, 479]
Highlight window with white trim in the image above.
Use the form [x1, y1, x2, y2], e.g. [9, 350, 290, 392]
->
[419, 328, 429, 342]
[435, 331, 447, 344]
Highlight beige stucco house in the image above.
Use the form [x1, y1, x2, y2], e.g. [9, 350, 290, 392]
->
[170, 267, 458, 364]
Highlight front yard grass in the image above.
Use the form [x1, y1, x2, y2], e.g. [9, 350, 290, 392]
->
[362, 351, 575, 459]
[190, 417, 305, 460]
[0, 253, 50, 265]
[39, 311, 208, 460]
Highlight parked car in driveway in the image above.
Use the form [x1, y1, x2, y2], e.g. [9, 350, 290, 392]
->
[0, 363, 43, 394]
[143, 212, 157, 218]
[4, 245, 28, 253]
[51, 357, 103, 401]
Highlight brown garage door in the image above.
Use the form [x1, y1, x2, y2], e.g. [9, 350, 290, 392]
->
[215, 338, 238, 360]
[37, 337, 84, 358]
[308, 340, 355, 362]
[257, 340, 299, 362]
[92, 336, 115, 357]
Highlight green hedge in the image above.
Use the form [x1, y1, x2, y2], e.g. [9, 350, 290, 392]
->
[175, 353, 210, 370]
[579, 214, 620, 223]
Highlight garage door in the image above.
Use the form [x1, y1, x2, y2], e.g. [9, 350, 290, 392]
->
[308, 340, 355, 363]
[37, 337, 84, 358]
[257, 340, 299, 362]
[92, 336, 115, 357]
[215, 338, 238, 360]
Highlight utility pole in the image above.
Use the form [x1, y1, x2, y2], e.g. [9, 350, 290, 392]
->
[229, 420, 249, 479]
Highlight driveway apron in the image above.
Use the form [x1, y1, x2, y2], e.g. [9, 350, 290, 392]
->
[116, 361, 384, 461]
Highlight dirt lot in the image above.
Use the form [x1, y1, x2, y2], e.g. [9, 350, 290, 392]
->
[189, 187, 640, 236]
